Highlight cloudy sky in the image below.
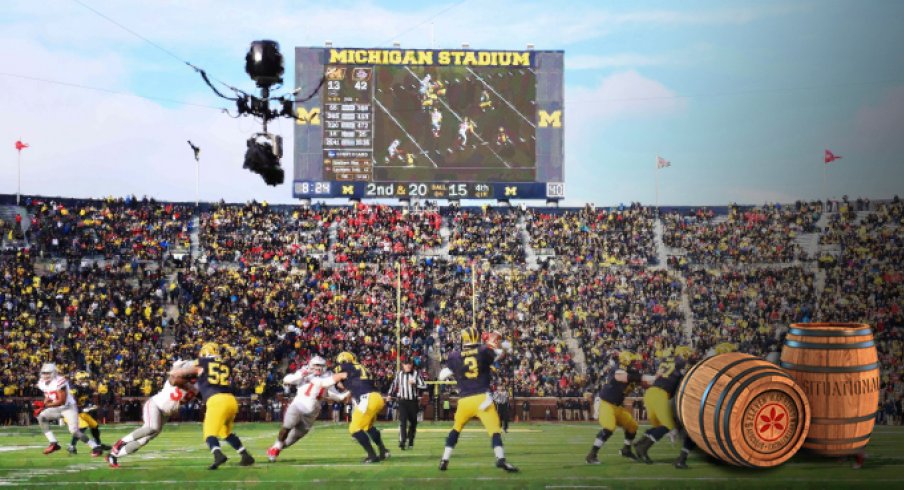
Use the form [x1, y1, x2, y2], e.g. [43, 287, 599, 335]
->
[1, 0, 902, 205]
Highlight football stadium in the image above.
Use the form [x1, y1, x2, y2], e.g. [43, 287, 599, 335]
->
[1, 1, 903, 489]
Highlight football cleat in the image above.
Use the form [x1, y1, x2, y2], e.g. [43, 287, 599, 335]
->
[105, 453, 120, 468]
[674, 458, 689, 469]
[208, 450, 228, 470]
[239, 452, 255, 466]
[111, 440, 126, 456]
[99, 443, 112, 451]
[439, 459, 449, 471]
[43, 443, 61, 455]
[620, 446, 638, 460]
[852, 453, 865, 470]
[379, 447, 391, 461]
[67, 445, 77, 455]
[496, 458, 519, 472]
[399, 444, 406, 451]
[633, 437, 654, 464]
[362, 456, 381, 464]
[585, 453, 601, 465]
[267, 447, 280, 462]
[91, 446, 103, 457]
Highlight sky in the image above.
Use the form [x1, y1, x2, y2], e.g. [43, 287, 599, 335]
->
[1, 0, 903, 206]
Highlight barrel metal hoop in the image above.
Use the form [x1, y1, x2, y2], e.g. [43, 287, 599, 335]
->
[788, 328, 873, 337]
[723, 370, 794, 466]
[779, 362, 880, 373]
[811, 412, 878, 424]
[784, 340, 875, 350]
[805, 433, 872, 445]
[699, 358, 760, 463]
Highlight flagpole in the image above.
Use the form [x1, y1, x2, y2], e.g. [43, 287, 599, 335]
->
[196, 157, 200, 208]
[17, 147, 21, 206]
[655, 161, 660, 216]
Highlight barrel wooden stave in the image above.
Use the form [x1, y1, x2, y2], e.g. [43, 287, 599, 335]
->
[677, 352, 810, 468]
[780, 322, 879, 456]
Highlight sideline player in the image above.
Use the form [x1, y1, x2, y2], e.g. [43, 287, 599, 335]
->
[35, 363, 102, 456]
[267, 356, 350, 462]
[335, 351, 390, 463]
[633, 346, 693, 464]
[105, 360, 199, 468]
[437, 328, 518, 472]
[172, 342, 254, 469]
[585, 352, 642, 464]
[64, 371, 111, 454]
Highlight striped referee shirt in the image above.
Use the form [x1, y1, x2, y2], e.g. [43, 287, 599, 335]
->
[390, 370, 427, 400]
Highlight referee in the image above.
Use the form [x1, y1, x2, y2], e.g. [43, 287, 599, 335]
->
[389, 359, 427, 450]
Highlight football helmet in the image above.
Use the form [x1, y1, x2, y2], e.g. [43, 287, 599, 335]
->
[199, 342, 220, 358]
[461, 327, 480, 346]
[336, 352, 357, 364]
[308, 356, 327, 375]
[40, 363, 57, 382]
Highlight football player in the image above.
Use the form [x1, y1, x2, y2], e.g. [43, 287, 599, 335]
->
[63, 371, 111, 454]
[479, 90, 493, 112]
[386, 139, 402, 164]
[633, 347, 698, 468]
[585, 352, 642, 464]
[171, 342, 254, 469]
[431, 108, 443, 138]
[105, 360, 199, 468]
[334, 351, 390, 463]
[35, 363, 102, 456]
[267, 356, 350, 462]
[437, 328, 518, 472]
[496, 127, 512, 147]
[458, 118, 476, 147]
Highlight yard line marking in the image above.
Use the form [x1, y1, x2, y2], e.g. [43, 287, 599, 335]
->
[465, 67, 536, 128]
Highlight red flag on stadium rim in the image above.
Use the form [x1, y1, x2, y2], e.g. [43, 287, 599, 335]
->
[824, 149, 841, 164]
[15, 140, 29, 152]
[656, 155, 671, 169]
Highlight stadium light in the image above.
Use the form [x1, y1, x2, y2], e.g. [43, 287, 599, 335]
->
[527, 43, 535, 50]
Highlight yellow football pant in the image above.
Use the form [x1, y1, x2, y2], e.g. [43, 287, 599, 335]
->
[453, 393, 501, 435]
[597, 400, 638, 433]
[644, 387, 677, 430]
[62, 412, 99, 430]
[349, 392, 385, 433]
[203, 393, 238, 439]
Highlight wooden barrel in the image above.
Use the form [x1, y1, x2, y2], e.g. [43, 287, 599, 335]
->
[676, 352, 810, 468]
[780, 322, 879, 456]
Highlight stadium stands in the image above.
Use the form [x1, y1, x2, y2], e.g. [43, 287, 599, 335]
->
[0, 195, 900, 425]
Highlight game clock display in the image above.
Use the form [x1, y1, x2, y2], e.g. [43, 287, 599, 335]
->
[294, 47, 564, 200]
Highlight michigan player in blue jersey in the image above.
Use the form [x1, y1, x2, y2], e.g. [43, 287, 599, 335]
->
[586, 351, 643, 464]
[437, 327, 518, 472]
[172, 342, 254, 469]
[334, 351, 390, 463]
[633, 346, 695, 466]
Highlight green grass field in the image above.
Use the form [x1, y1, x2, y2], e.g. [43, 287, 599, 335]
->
[1, 422, 901, 489]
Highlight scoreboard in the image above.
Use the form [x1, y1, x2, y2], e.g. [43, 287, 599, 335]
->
[294, 47, 564, 200]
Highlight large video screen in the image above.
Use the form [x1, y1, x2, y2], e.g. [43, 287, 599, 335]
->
[294, 48, 564, 200]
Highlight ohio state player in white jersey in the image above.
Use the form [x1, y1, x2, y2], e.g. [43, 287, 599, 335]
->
[105, 360, 198, 468]
[267, 356, 350, 462]
[36, 363, 101, 456]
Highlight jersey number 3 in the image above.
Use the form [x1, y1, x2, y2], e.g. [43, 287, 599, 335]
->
[463, 356, 479, 379]
[207, 362, 231, 386]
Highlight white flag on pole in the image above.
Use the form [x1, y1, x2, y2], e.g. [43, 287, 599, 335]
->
[656, 155, 671, 169]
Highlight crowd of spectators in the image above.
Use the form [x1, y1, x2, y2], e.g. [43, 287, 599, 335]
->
[528, 204, 656, 267]
[200, 202, 330, 265]
[686, 266, 816, 358]
[559, 267, 687, 391]
[25, 197, 192, 261]
[2, 196, 902, 426]
[663, 202, 821, 267]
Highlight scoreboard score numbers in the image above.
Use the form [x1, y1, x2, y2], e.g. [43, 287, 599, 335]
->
[294, 47, 564, 200]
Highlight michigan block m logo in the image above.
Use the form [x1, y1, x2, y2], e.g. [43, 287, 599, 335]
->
[538, 110, 562, 128]
[296, 107, 321, 125]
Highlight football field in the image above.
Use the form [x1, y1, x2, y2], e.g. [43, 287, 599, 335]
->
[1, 422, 902, 489]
